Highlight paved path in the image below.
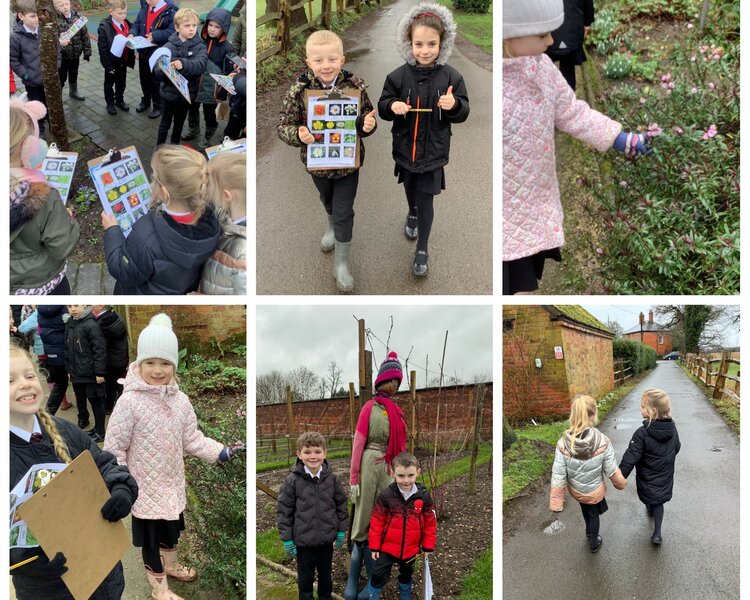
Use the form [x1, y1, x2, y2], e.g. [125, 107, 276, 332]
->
[256, 0, 493, 295]
[503, 361, 740, 599]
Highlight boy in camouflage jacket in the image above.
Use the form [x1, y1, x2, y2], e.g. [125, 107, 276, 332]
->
[53, 0, 91, 101]
[277, 30, 377, 293]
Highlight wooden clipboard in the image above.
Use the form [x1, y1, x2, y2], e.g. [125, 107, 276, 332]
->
[16, 450, 130, 600]
[304, 88, 362, 170]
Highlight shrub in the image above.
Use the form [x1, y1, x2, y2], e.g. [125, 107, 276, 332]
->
[454, 0, 491, 14]
[603, 53, 631, 79]
[613, 339, 657, 374]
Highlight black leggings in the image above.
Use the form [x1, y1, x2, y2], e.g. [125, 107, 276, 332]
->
[142, 543, 176, 573]
[580, 503, 600, 548]
[650, 503, 664, 537]
[405, 189, 435, 253]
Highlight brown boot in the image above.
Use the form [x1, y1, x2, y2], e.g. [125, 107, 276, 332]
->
[160, 547, 197, 582]
[145, 566, 183, 600]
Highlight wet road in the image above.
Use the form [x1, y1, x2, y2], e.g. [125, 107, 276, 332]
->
[503, 361, 740, 599]
[256, 0, 493, 295]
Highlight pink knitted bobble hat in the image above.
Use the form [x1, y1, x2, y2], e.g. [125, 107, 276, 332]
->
[374, 351, 403, 389]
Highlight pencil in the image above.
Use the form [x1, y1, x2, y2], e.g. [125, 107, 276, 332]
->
[10, 555, 39, 571]
[408, 108, 433, 112]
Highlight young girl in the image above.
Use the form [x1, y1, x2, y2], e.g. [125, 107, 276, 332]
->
[10, 344, 138, 600]
[10, 100, 80, 295]
[550, 394, 626, 553]
[103, 314, 239, 600]
[101, 145, 221, 294]
[619, 388, 681, 545]
[379, 3, 470, 277]
[502, 0, 651, 294]
[54, 0, 91, 101]
[200, 152, 247, 294]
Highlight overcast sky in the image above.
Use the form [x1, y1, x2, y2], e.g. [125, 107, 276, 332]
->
[256, 305, 493, 388]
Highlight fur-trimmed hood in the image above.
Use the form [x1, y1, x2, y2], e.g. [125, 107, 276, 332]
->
[396, 2, 457, 65]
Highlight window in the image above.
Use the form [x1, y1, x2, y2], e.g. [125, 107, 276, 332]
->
[658, 335, 664, 344]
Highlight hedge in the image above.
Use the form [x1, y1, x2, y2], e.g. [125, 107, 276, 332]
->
[613, 339, 657, 374]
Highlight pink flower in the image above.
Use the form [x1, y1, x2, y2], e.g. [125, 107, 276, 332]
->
[619, 180, 629, 188]
[647, 123, 662, 137]
[596, 247, 604, 255]
[699, 45, 708, 54]
[660, 73, 672, 82]
[690, 55, 696, 62]
[702, 124, 718, 140]
[639, 97, 647, 104]
[712, 53, 721, 61]
[687, 23, 694, 29]
[673, 126, 683, 134]
[691, 87, 698, 94]
[708, 82, 716, 90]
[668, 82, 675, 89]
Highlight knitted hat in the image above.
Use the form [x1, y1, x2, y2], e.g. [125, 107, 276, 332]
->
[136, 314, 179, 368]
[374, 352, 403, 389]
[10, 98, 47, 139]
[503, 0, 564, 39]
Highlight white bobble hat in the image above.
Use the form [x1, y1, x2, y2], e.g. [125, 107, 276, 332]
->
[136, 314, 179, 368]
[503, 0, 564, 39]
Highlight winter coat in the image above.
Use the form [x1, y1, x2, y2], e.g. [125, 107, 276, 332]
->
[619, 419, 681, 505]
[95, 309, 130, 371]
[229, 70, 246, 118]
[155, 32, 208, 104]
[278, 68, 377, 179]
[65, 307, 107, 383]
[196, 8, 236, 104]
[368, 482, 437, 559]
[10, 66, 17, 93]
[56, 9, 92, 61]
[97, 16, 136, 71]
[11, 416, 138, 599]
[132, 0, 177, 48]
[10, 181, 80, 294]
[104, 363, 224, 520]
[10, 22, 62, 87]
[37, 305, 67, 366]
[17, 310, 44, 357]
[503, 54, 621, 261]
[199, 219, 246, 294]
[277, 459, 348, 548]
[546, 0, 595, 57]
[232, 5, 246, 57]
[550, 427, 627, 511]
[103, 206, 221, 295]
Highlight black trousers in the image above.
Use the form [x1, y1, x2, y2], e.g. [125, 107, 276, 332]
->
[311, 171, 359, 243]
[223, 111, 245, 140]
[104, 367, 126, 412]
[72, 381, 106, 435]
[188, 101, 218, 128]
[24, 84, 47, 134]
[371, 551, 415, 588]
[58, 58, 80, 87]
[137, 51, 162, 107]
[405, 186, 435, 253]
[45, 363, 69, 415]
[103, 66, 128, 105]
[157, 99, 190, 145]
[296, 544, 333, 600]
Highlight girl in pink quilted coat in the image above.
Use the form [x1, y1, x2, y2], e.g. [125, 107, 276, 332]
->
[104, 314, 240, 600]
[502, 0, 651, 294]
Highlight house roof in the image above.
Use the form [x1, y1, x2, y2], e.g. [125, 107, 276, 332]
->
[544, 305, 612, 335]
[623, 320, 670, 334]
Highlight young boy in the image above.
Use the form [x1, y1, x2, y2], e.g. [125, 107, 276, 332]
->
[91, 305, 129, 415]
[132, 0, 177, 118]
[278, 30, 377, 293]
[223, 58, 246, 141]
[53, 0, 91, 101]
[97, 0, 135, 115]
[154, 7, 207, 145]
[367, 452, 437, 599]
[277, 432, 348, 600]
[65, 305, 107, 442]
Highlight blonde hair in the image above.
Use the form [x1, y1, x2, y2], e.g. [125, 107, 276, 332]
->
[10, 345, 73, 464]
[502, 40, 515, 59]
[10, 106, 33, 159]
[174, 7, 199, 27]
[106, 0, 127, 10]
[151, 146, 219, 222]
[566, 394, 598, 453]
[306, 30, 344, 55]
[641, 388, 671, 425]
[208, 152, 246, 199]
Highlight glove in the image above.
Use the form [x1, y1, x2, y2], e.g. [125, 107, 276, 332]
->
[219, 442, 246, 462]
[613, 132, 652, 158]
[101, 487, 133, 522]
[283, 540, 297, 557]
[350, 484, 360, 503]
[335, 531, 346, 549]
[15, 551, 68, 579]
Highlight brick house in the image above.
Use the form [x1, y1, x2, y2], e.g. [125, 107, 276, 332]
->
[503, 305, 614, 421]
[622, 310, 672, 356]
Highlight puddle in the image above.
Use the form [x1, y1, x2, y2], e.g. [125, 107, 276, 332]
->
[346, 48, 372, 60]
[709, 446, 724, 452]
[542, 518, 563, 534]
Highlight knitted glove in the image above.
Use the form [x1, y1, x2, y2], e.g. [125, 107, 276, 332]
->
[350, 484, 360, 503]
[219, 442, 246, 462]
[15, 551, 68, 579]
[613, 132, 652, 158]
[101, 487, 133, 522]
[283, 540, 297, 557]
[335, 531, 346, 549]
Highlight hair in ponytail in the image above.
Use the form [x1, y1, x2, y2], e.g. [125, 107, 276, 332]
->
[565, 394, 598, 454]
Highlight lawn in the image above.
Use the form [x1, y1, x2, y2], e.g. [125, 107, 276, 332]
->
[435, 0, 493, 53]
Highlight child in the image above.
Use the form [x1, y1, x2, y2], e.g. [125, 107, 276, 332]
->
[545, 0, 595, 91]
[502, 0, 652, 294]
[231, 4, 246, 58]
[224, 58, 246, 141]
[182, 8, 235, 148]
[619, 388, 681, 545]
[17, 304, 44, 358]
[200, 152, 247, 294]
[101, 145, 221, 294]
[10, 344, 138, 600]
[278, 30, 377, 293]
[65, 305, 107, 442]
[10, 100, 80, 295]
[97, 0, 135, 115]
[550, 394, 627, 552]
[92, 305, 129, 415]
[132, 0, 178, 118]
[367, 452, 437, 599]
[154, 7, 208, 145]
[277, 432, 348, 600]
[53, 0, 91, 101]
[37, 305, 71, 413]
[379, 4, 469, 278]
[104, 314, 239, 600]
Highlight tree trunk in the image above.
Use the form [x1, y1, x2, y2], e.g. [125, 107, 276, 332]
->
[36, 0, 69, 150]
[502, 415, 517, 451]
[267, 0, 308, 29]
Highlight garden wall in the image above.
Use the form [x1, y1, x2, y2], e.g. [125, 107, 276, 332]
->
[123, 305, 246, 345]
[561, 324, 614, 400]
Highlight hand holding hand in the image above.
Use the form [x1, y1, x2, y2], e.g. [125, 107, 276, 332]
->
[613, 132, 652, 158]
[437, 85, 455, 111]
[349, 484, 360, 503]
[335, 531, 346, 549]
[283, 540, 297, 557]
[101, 211, 118, 230]
[298, 126, 315, 145]
[362, 109, 377, 133]
[101, 488, 133, 522]
[391, 100, 410, 116]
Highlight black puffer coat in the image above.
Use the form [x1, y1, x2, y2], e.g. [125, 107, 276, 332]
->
[65, 307, 107, 383]
[95, 310, 129, 371]
[37, 305, 67, 366]
[547, 0, 595, 56]
[619, 419, 681, 505]
[196, 8, 236, 104]
[155, 32, 208, 104]
[10, 22, 62, 86]
[56, 9, 92, 61]
[277, 459, 348, 548]
[97, 16, 136, 71]
[11, 417, 138, 599]
[131, 0, 177, 47]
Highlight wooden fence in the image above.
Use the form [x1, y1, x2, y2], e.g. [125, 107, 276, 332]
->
[613, 359, 633, 386]
[257, 0, 380, 62]
[684, 352, 740, 403]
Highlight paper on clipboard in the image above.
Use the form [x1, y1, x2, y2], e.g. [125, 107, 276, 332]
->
[205, 137, 247, 160]
[41, 144, 78, 204]
[304, 88, 361, 170]
[15, 451, 130, 600]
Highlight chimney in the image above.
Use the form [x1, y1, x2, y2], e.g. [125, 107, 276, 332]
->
[649, 310, 654, 324]
[639, 312, 644, 327]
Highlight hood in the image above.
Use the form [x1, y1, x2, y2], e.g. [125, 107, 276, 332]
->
[293, 458, 331, 480]
[37, 305, 66, 319]
[562, 427, 602, 459]
[396, 3, 457, 66]
[97, 311, 127, 338]
[121, 361, 180, 396]
[643, 419, 677, 442]
[201, 8, 231, 42]
[10, 179, 48, 237]
[153, 207, 221, 269]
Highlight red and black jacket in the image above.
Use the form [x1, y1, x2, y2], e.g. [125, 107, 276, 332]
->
[368, 482, 437, 560]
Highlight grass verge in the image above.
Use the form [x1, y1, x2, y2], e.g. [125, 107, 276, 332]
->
[677, 361, 740, 436]
[421, 444, 493, 490]
[458, 545, 492, 599]
[434, 0, 493, 53]
[257, 448, 353, 473]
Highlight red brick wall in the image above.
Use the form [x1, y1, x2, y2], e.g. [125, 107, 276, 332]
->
[561, 325, 614, 399]
[624, 331, 672, 355]
[124, 305, 246, 345]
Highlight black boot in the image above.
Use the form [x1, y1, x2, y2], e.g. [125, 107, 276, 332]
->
[148, 104, 162, 119]
[136, 97, 150, 112]
[116, 99, 130, 111]
[181, 116, 201, 140]
[69, 82, 85, 101]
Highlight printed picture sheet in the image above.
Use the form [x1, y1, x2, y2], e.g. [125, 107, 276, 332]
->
[10, 462, 67, 549]
[210, 73, 236, 95]
[41, 148, 78, 204]
[110, 34, 154, 58]
[306, 93, 359, 169]
[149, 48, 191, 103]
[60, 15, 87, 41]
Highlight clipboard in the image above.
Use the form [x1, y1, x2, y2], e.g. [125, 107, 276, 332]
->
[41, 143, 78, 204]
[304, 87, 361, 170]
[15, 451, 130, 600]
[205, 136, 247, 160]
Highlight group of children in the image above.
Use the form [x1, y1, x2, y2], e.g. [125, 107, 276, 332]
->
[10, 313, 242, 600]
[10, 0, 247, 148]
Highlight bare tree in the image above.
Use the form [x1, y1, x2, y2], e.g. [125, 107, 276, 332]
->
[288, 365, 320, 401]
[654, 305, 730, 353]
[325, 360, 343, 398]
[606, 319, 624, 339]
[256, 370, 288, 406]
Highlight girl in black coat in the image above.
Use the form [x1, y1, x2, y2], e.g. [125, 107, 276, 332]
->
[378, 3, 469, 277]
[545, 0, 595, 91]
[619, 388, 681, 545]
